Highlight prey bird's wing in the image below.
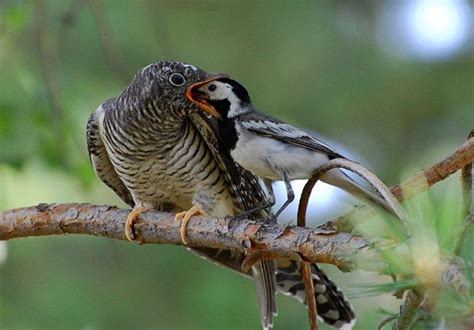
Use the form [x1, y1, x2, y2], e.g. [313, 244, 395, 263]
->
[242, 111, 395, 213]
[241, 111, 346, 160]
[87, 104, 134, 207]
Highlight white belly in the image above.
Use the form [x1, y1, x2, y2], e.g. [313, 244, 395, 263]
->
[231, 129, 330, 181]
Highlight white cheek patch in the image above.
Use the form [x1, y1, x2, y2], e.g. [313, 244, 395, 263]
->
[197, 81, 250, 118]
[213, 88, 230, 100]
[206, 81, 233, 100]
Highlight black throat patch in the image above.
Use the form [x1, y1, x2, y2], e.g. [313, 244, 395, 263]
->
[208, 99, 238, 152]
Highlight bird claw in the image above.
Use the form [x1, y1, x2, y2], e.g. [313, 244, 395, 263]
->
[175, 204, 207, 245]
[125, 207, 148, 241]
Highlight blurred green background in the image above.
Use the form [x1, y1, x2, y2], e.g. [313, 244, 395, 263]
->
[0, 1, 473, 329]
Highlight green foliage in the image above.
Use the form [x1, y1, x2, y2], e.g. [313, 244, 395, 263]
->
[353, 181, 473, 325]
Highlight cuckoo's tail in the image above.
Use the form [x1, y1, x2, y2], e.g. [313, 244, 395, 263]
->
[252, 260, 278, 329]
[276, 260, 356, 329]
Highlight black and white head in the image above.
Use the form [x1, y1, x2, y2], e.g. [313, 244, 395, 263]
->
[186, 77, 252, 120]
[115, 61, 216, 119]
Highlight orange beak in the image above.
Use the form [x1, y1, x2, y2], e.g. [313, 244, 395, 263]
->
[186, 76, 224, 120]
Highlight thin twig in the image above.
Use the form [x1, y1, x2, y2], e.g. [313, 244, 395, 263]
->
[301, 262, 318, 330]
[377, 315, 397, 330]
[297, 175, 319, 330]
[319, 136, 474, 232]
[455, 130, 474, 255]
[391, 135, 474, 202]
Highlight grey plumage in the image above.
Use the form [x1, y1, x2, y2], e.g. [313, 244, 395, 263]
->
[86, 61, 277, 329]
[86, 61, 356, 329]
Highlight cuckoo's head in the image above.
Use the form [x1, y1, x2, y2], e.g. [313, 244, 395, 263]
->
[117, 61, 218, 119]
[186, 77, 252, 120]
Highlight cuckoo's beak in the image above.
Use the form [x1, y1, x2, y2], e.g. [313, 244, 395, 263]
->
[186, 77, 223, 120]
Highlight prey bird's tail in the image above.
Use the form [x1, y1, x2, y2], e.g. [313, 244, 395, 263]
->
[276, 260, 355, 329]
[321, 169, 396, 216]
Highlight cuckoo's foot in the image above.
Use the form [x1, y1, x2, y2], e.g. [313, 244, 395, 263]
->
[175, 204, 207, 245]
[125, 207, 148, 241]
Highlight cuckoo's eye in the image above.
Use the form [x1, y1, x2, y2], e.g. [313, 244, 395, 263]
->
[208, 84, 217, 92]
[169, 73, 186, 86]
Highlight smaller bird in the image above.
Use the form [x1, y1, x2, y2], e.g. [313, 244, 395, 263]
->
[186, 77, 392, 218]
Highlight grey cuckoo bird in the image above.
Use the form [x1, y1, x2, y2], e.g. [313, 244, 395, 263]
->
[86, 61, 353, 329]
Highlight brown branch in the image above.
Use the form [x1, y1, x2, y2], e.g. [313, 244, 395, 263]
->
[377, 315, 397, 330]
[456, 130, 474, 255]
[298, 174, 319, 330]
[0, 203, 374, 270]
[0, 203, 468, 292]
[391, 135, 474, 202]
[319, 136, 474, 232]
[301, 262, 318, 330]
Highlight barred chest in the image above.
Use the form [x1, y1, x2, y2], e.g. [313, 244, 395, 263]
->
[100, 113, 235, 215]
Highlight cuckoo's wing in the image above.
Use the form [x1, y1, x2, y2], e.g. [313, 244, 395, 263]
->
[241, 111, 346, 160]
[86, 104, 134, 207]
[276, 260, 356, 328]
[191, 110, 356, 329]
[189, 110, 278, 329]
[189, 111, 271, 216]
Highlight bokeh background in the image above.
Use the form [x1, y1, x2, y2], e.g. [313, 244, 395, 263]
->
[0, 1, 473, 329]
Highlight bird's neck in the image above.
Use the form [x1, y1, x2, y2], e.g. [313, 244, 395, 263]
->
[218, 116, 239, 153]
[112, 96, 187, 147]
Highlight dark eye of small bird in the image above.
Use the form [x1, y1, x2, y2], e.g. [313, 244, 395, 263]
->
[208, 84, 217, 92]
[169, 73, 186, 86]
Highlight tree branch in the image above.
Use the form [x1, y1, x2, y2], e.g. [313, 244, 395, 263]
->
[0, 203, 374, 269]
[0, 203, 468, 295]
[456, 130, 473, 255]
